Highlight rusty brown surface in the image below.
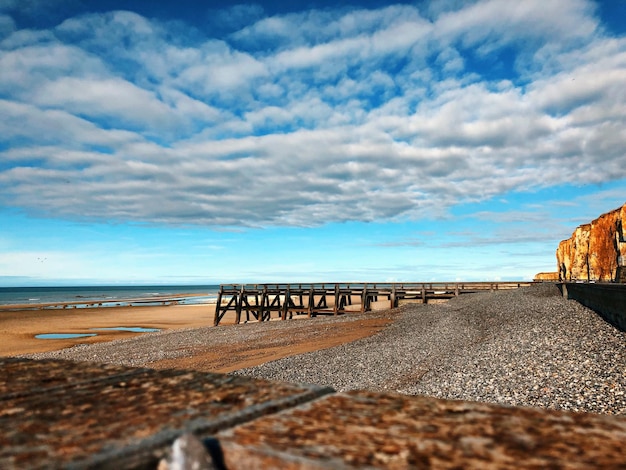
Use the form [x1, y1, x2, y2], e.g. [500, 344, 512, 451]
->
[0, 358, 332, 469]
[4, 357, 626, 469]
[216, 391, 626, 469]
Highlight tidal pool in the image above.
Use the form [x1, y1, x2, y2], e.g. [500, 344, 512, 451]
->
[35, 333, 97, 340]
[35, 327, 160, 340]
[91, 327, 161, 333]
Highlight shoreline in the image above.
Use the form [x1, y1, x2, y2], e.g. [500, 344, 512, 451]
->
[0, 295, 376, 357]
[0, 293, 217, 311]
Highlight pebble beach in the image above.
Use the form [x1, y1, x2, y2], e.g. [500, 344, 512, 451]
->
[26, 284, 626, 415]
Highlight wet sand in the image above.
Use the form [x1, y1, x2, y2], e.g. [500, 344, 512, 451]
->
[1, 300, 393, 366]
[150, 313, 395, 373]
[0, 303, 223, 356]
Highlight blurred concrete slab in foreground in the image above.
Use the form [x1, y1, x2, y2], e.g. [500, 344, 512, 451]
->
[2, 357, 625, 469]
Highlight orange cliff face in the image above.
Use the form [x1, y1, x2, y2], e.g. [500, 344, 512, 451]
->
[557, 203, 626, 282]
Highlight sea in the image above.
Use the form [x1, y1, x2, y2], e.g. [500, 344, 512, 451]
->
[0, 285, 220, 308]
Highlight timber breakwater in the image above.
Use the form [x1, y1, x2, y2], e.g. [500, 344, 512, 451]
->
[213, 281, 531, 325]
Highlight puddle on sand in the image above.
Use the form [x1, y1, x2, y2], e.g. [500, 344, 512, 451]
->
[35, 333, 97, 340]
[35, 327, 160, 340]
[91, 327, 161, 333]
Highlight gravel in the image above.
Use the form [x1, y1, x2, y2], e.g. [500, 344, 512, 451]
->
[233, 284, 626, 415]
[22, 309, 390, 368]
[27, 284, 626, 415]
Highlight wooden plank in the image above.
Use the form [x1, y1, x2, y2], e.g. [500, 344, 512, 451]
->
[261, 286, 268, 322]
[235, 286, 243, 325]
[308, 287, 315, 317]
[215, 295, 237, 326]
[361, 285, 368, 313]
[214, 288, 223, 326]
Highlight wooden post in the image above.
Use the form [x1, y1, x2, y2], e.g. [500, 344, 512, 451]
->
[260, 286, 267, 322]
[334, 284, 339, 315]
[361, 284, 368, 313]
[308, 287, 315, 317]
[235, 286, 243, 325]
[281, 286, 290, 320]
[214, 287, 223, 326]
[455, 283, 459, 296]
[391, 284, 396, 309]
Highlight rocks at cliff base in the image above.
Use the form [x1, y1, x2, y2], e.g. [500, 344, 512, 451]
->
[557, 202, 626, 282]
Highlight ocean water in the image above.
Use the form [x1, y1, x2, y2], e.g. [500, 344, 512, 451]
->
[0, 285, 220, 307]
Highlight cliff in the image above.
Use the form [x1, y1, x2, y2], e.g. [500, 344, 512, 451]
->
[557, 203, 626, 282]
[534, 272, 559, 281]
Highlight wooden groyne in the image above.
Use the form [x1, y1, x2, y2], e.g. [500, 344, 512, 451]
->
[214, 282, 532, 326]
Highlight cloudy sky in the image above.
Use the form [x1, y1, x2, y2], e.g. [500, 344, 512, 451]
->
[1, 0, 625, 286]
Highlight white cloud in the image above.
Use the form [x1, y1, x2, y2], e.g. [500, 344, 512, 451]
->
[0, 42, 112, 105]
[1, 0, 625, 228]
[528, 45, 626, 116]
[268, 15, 431, 73]
[158, 88, 223, 123]
[31, 77, 176, 129]
[166, 40, 269, 101]
[0, 99, 141, 147]
[57, 10, 154, 40]
[434, 0, 598, 49]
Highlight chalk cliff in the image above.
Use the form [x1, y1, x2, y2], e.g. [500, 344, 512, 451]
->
[557, 203, 626, 282]
[533, 272, 559, 281]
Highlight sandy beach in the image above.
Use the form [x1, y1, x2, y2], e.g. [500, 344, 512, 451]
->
[0, 303, 220, 356]
[0, 300, 391, 366]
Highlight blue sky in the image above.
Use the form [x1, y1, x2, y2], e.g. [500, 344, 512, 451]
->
[1, 0, 625, 286]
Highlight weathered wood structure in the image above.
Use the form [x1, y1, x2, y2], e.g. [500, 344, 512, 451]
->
[213, 282, 532, 326]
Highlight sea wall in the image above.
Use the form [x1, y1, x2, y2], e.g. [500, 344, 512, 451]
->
[557, 203, 626, 282]
[559, 282, 626, 331]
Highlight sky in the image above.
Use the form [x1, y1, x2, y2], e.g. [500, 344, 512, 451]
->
[1, 0, 625, 287]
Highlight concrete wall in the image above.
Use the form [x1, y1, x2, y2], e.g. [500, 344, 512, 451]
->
[559, 282, 626, 331]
